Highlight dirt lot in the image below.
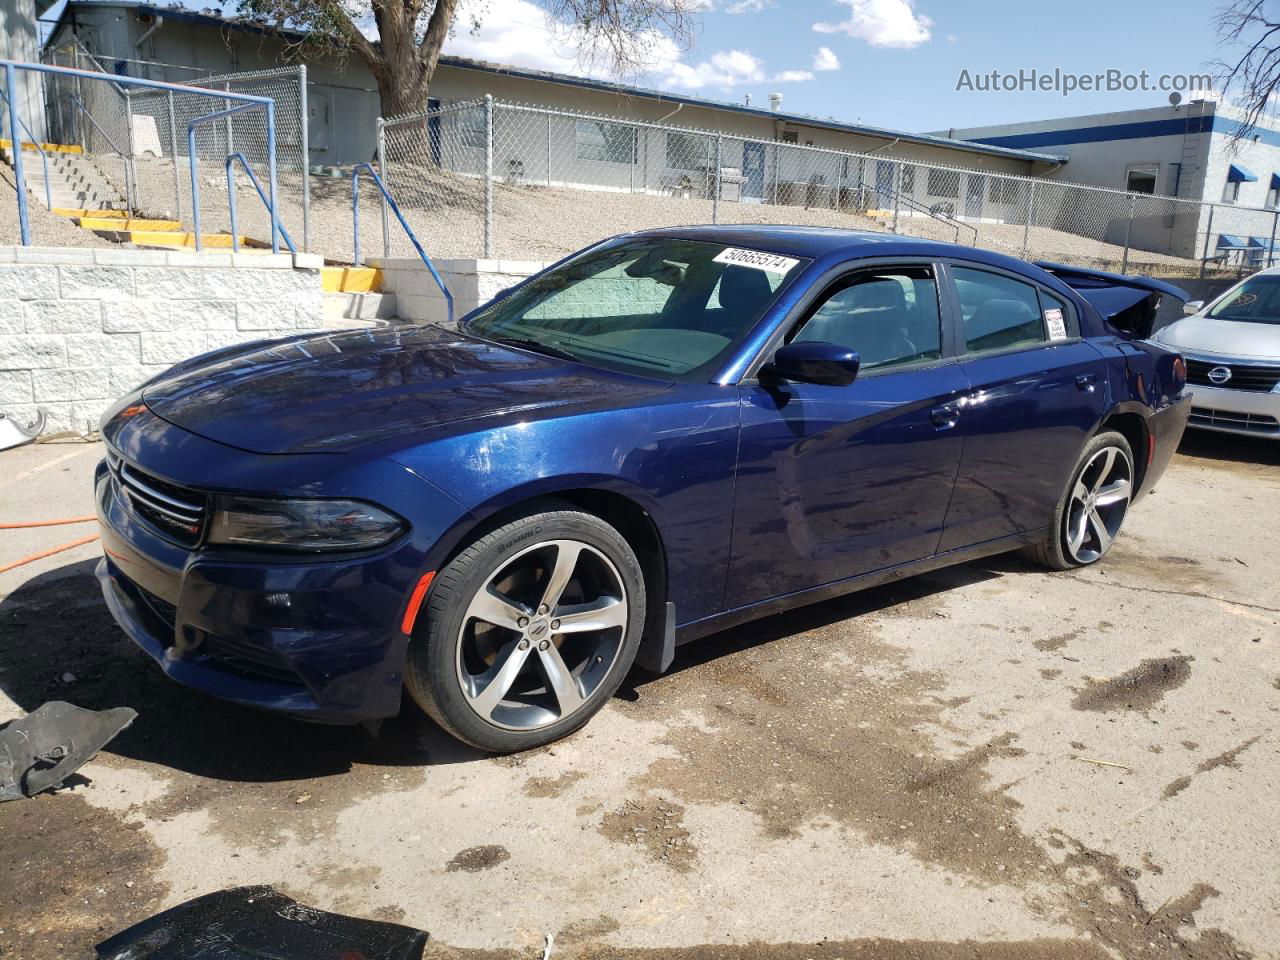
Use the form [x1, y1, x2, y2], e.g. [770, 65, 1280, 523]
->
[1, 431, 1278, 959]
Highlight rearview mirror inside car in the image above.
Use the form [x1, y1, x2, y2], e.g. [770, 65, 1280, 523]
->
[765, 342, 861, 387]
[1183, 300, 1204, 316]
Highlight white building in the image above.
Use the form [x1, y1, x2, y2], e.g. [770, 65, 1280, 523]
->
[941, 102, 1280, 261]
[41, 0, 1063, 179]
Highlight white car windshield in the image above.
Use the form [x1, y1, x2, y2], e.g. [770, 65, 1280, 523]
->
[1209, 274, 1280, 325]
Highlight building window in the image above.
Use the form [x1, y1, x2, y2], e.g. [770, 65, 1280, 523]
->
[666, 131, 710, 170]
[575, 120, 637, 165]
[988, 178, 1022, 204]
[1125, 167, 1157, 194]
[927, 168, 959, 198]
[1268, 186, 1280, 209]
[456, 108, 487, 149]
[901, 165, 916, 194]
[1223, 179, 1241, 204]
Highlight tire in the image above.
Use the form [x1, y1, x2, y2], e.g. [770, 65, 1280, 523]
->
[405, 506, 646, 753]
[1021, 430, 1136, 571]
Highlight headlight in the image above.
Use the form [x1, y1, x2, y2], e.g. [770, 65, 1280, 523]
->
[207, 496, 406, 552]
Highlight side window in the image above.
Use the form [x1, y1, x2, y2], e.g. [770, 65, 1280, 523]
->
[1038, 289, 1077, 339]
[791, 266, 942, 371]
[953, 267, 1047, 355]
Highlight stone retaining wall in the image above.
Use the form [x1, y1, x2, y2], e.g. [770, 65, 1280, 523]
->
[0, 247, 325, 436]
[373, 258, 548, 327]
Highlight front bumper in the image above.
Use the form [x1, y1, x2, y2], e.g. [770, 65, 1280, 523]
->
[1185, 383, 1280, 439]
[96, 464, 418, 722]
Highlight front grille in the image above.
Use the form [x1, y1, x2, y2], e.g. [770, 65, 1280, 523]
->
[1186, 358, 1280, 393]
[203, 634, 300, 685]
[107, 451, 207, 546]
[137, 585, 178, 631]
[1189, 407, 1280, 434]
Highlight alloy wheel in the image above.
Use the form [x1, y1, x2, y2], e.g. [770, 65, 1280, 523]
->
[455, 539, 629, 730]
[1063, 445, 1133, 564]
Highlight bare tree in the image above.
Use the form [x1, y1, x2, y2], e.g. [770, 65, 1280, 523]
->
[1215, 0, 1280, 140]
[235, 0, 702, 118]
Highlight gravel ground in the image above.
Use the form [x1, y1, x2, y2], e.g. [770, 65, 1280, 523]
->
[0, 167, 115, 249]
[1, 429, 1278, 959]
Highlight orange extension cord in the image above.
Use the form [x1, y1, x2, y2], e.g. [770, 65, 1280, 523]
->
[0, 516, 99, 575]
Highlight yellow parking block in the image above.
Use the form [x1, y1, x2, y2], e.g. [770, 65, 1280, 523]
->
[1, 139, 83, 154]
[321, 267, 382, 293]
[77, 217, 182, 231]
[120, 231, 256, 249]
[53, 207, 127, 219]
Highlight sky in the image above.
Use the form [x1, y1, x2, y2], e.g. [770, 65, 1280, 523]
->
[442, 0, 1229, 133]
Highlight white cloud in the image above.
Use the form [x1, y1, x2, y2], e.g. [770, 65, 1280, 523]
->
[813, 0, 932, 49]
[658, 48, 767, 89]
[723, 0, 771, 11]
[444, 0, 617, 78]
[773, 69, 815, 83]
[812, 46, 841, 71]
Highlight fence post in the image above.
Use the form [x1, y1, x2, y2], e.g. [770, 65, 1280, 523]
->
[5, 64, 30, 246]
[298, 65, 311, 253]
[713, 133, 722, 224]
[122, 90, 137, 213]
[483, 94, 494, 258]
[266, 98, 280, 255]
[1121, 193, 1136, 274]
[1269, 210, 1279, 268]
[222, 81, 233, 157]
[166, 91, 181, 221]
[1200, 204, 1215, 279]
[891, 160, 901, 234]
[546, 112, 552, 187]
[376, 117, 390, 259]
[1021, 180, 1037, 260]
[73, 46, 85, 151]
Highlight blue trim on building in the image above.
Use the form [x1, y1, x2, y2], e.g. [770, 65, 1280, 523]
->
[968, 112, 1280, 151]
[1228, 162, 1258, 183]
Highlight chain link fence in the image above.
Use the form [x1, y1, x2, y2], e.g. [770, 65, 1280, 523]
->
[381, 98, 1280, 280]
[38, 44, 310, 249]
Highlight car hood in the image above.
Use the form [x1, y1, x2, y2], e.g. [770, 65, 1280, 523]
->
[1154, 315, 1280, 360]
[141, 325, 670, 454]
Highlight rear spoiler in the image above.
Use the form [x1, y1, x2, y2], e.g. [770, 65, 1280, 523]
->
[1034, 262, 1191, 339]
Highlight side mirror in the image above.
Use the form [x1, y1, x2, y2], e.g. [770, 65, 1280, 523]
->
[1183, 300, 1204, 317]
[765, 341, 861, 387]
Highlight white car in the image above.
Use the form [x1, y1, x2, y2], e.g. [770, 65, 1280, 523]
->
[1151, 268, 1280, 439]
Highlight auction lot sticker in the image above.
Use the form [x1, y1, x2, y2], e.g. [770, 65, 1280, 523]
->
[714, 247, 801, 274]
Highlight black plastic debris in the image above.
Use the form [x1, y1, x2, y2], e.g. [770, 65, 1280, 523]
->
[0, 701, 137, 802]
[96, 886, 429, 960]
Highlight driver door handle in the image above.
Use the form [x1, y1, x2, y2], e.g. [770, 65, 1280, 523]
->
[1076, 373, 1099, 392]
[930, 403, 960, 430]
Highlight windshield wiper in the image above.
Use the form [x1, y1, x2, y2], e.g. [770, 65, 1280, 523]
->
[489, 336, 582, 363]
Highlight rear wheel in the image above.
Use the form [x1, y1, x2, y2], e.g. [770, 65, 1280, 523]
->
[1022, 430, 1135, 570]
[405, 507, 646, 753]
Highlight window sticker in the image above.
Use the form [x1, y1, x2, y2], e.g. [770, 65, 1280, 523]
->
[1044, 307, 1069, 340]
[713, 247, 801, 275]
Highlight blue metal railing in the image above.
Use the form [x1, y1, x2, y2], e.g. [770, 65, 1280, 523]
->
[226, 152, 295, 254]
[352, 162, 454, 325]
[3, 59, 278, 249]
[185, 99, 279, 253]
[0, 87, 52, 211]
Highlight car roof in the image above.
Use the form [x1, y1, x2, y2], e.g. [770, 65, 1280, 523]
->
[627, 224, 1038, 273]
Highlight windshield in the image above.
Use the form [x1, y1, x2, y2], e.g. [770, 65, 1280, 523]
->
[1208, 274, 1280, 325]
[464, 237, 809, 381]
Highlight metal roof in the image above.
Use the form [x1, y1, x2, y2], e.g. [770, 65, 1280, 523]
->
[46, 0, 1067, 166]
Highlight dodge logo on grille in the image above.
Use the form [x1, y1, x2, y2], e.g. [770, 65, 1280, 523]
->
[1207, 366, 1232, 385]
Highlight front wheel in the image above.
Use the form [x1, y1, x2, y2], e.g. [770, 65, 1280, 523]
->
[1022, 430, 1135, 570]
[405, 507, 646, 753]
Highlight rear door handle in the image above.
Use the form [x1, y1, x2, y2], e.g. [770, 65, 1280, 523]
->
[930, 403, 960, 430]
[1076, 373, 1099, 392]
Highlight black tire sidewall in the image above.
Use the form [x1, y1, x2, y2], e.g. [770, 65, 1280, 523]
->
[409, 509, 646, 753]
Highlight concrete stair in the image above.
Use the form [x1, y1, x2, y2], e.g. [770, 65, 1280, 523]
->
[323, 290, 400, 323]
[3, 144, 126, 213]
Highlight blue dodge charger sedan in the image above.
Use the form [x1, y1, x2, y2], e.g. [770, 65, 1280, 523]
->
[96, 226, 1191, 752]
